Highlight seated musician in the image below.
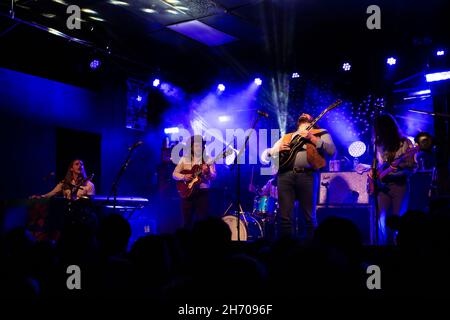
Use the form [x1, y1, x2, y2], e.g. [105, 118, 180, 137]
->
[29, 159, 95, 241]
[249, 175, 278, 199]
[172, 135, 216, 229]
[31, 159, 95, 200]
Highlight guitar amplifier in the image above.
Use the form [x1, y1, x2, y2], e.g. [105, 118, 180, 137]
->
[318, 171, 370, 205]
[316, 206, 374, 244]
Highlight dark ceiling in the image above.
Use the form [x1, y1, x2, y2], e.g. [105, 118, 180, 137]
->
[1, 0, 449, 91]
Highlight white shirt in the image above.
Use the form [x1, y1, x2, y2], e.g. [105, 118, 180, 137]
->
[42, 180, 95, 200]
[172, 156, 217, 189]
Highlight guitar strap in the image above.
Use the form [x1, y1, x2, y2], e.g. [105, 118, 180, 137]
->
[282, 129, 329, 170]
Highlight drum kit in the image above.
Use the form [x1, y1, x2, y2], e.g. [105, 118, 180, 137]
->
[222, 195, 278, 241]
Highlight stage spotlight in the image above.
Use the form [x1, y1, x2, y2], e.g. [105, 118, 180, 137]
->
[254, 78, 262, 86]
[217, 84, 226, 92]
[153, 78, 160, 87]
[348, 141, 367, 158]
[109, 0, 129, 6]
[292, 72, 300, 79]
[164, 127, 179, 134]
[136, 95, 142, 102]
[387, 57, 397, 66]
[218, 115, 230, 123]
[89, 59, 100, 70]
[342, 62, 351, 71]
[425, 71, 450, 82]
[411, 89, 431, 96]
[436, 50, 445, 56]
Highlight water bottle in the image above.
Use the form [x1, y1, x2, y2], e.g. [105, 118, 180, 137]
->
[353, 157, 359, 171]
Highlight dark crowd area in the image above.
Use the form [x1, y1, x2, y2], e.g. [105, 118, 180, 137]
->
[1, 198, 450, 306]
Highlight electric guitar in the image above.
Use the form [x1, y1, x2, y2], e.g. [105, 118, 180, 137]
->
[176, 149, 232, 199]
[278, 99, 342, 173]
[368, 145, 419, 195]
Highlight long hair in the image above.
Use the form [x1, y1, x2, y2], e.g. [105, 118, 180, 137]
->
[373, 114, 404, 153]
[62, 159, 87, 190]
[189, 135, 206, 164]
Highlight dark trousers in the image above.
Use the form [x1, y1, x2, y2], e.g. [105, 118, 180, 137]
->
[377, 182, 409, 245]
[277, 170, 319, 239]
[181, 189, 209, 229]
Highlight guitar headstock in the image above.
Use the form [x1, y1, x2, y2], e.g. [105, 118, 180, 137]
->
[308, 99, 343, 129]
[325, 99, 342, 112]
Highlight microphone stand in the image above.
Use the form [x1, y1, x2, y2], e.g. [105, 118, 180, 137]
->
[108, 146, 139, 213]
[229, 113, 264, 241]
[371, 141, 380, 245]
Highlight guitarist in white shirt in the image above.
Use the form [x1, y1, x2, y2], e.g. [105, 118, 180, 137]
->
[370, 114, 417, 245]
[266, 113, 336, 239]
[172, 135, 216, 229]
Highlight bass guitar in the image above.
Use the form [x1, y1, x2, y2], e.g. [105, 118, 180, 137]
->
[368, 145, 419, 195]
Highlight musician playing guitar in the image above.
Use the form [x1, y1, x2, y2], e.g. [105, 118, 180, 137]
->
[266, 113, 336, 239]
[370, 114, 417, 245]
[30, 159, 96, 241]
[31, 159, 95, 200]
[172, 135, 216, 229]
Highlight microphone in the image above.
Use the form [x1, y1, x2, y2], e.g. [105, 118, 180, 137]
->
[129, 140, 144, 151]
[257, 110, 269, 118]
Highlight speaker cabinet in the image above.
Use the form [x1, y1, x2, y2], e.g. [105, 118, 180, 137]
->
[409, 171, 433, 212]
[319, 171, 370, 205]
[316, 206, 374, 245]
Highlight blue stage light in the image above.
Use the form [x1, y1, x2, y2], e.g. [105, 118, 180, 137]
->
[90, 59, 100, 70]
[387, 57, 397, 66]
[164, 127, 179, 134]
[425, 71, 450, 82]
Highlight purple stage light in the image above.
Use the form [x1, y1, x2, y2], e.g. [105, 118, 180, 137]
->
[90, 59, 100, 70]
[136, 95, 142, 102]
[436, 50, 445, 56]
[218, 115, 230, 123]
[217, 84, 225, 92]
[292, 72, 300, 79]
[387, 57, 397, 66]
[153, 78, 160, 87]
[254, 78, 262, 86]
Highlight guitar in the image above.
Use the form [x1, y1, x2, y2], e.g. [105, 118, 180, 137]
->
[278, 99, 342, 173]
[176, 149, 232, 199]
[65, 173, 95, 200]
[368, 145, 419, 195]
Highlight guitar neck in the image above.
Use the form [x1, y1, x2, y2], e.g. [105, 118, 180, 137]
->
[307, 100, 342, 130]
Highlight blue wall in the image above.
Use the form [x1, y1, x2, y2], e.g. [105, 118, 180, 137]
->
[0, 67, 156, 200]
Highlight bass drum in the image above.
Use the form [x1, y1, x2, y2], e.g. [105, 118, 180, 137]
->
[222, 212, 263, 241]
